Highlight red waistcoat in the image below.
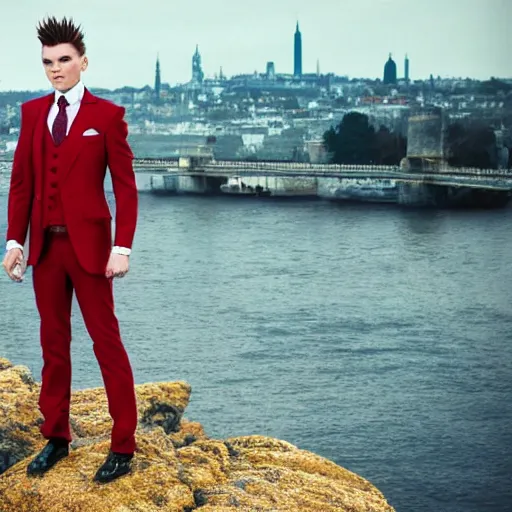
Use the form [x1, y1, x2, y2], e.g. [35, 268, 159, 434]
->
[42, 127, 66, 227]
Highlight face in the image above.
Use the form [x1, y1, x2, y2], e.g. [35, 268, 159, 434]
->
[42, 43, 88, 92]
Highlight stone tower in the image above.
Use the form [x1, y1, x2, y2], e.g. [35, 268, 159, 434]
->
[406, 106, 445, 170]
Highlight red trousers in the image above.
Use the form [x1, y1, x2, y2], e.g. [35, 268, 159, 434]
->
[32, 231, 137, 453]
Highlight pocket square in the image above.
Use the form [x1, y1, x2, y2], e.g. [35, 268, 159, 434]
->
[83, 128, 100, 136]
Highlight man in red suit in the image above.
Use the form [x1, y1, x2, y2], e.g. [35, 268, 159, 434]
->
[2, 17, 138, 483]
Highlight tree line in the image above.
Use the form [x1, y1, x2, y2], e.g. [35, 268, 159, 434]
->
[323, 112, 510, 169]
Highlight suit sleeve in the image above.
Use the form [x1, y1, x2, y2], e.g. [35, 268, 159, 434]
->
[105, 106, 138, 249]
[6, 103, 34, 245]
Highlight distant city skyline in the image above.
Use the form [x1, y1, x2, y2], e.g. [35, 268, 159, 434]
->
[0, 0, 511, 92]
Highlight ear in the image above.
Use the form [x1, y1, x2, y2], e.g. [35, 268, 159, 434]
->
[81, 56, 88, 71]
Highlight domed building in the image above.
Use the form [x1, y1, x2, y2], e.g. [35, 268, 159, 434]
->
[383, 53, 397, 84]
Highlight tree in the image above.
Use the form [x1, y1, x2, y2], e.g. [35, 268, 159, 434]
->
[323, 112, 376, 164]
[445, 122, 497, 169]
[323, 113, 406, 165]
[478, 78, 512, 95]
[374, 125, 407, 165]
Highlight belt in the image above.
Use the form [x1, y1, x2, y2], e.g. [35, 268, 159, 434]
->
[47, 225, 67, 233]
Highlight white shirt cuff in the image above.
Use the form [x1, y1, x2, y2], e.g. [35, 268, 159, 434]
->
[111, 246, 131, 256]
[6, 240, 24, 252]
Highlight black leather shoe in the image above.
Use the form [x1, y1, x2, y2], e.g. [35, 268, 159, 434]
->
[93, 451, 133, 483]
[27, 440, 69, 476]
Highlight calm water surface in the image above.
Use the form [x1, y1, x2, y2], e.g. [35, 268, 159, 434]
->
[1, 163, 511, 512]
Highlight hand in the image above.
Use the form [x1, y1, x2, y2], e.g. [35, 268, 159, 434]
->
[105, 253, 129, 279]
[2, 248, 25, 282]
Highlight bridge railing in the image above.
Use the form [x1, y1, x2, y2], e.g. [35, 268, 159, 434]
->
[202, 160, 512, 176]
[204, 161, 400, 172]
[440, 167, 512, 177]
[133, 158, 179, 167]
[2, 156, 512, 177]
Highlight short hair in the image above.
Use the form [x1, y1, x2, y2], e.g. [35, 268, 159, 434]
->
[36, 16, 86, 56]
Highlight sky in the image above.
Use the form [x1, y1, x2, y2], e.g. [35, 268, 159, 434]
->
[0, 0, 511, 91]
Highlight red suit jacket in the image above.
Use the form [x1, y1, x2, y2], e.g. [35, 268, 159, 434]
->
[6, 88, 138, 275]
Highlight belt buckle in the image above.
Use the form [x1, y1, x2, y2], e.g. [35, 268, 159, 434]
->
[49, 225, 67, 233]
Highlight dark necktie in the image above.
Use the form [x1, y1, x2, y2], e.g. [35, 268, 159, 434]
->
[52, 95, 69, 146]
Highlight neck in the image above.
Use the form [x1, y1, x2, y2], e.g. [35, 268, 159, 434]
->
[57, 80, 80, 94]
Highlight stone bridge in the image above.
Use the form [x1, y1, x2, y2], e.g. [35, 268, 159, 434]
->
[132, 158, 512, 191]
[2, 157, 511, 206]
[133, 157, 512, 207]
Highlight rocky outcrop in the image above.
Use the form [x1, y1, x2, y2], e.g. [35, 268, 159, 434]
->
[0, 358, 395, 511]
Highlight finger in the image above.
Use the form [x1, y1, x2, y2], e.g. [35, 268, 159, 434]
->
[3, 258, 12, 272]
[7, 270, 20, 282]
[6, 263, 16, 278]
[12, 264, 23, 280]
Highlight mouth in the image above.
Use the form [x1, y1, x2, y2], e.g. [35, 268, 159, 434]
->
[53, 76, 64, 80]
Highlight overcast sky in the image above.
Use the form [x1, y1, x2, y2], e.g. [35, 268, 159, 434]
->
[0, 0, 510, 91]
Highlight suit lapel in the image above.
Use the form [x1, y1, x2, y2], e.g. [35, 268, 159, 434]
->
[59, 88, 99, 184]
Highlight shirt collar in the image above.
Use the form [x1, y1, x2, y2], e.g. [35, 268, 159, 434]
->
[54, 80, 85, 106]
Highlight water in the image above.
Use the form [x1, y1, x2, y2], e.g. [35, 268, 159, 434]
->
[1, 162, 512, 512]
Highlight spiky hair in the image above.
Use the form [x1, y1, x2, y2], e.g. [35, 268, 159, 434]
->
[36, 16, 86, 56]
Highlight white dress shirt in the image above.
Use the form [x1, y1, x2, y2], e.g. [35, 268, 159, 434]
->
[47, 80, 85, 135]
[6, 81, 131, 257]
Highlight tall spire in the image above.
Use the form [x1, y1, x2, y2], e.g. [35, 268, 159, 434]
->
[192, 44, 204, 84]
[294, 21, 302, 77]
[154, 53, 161, 104]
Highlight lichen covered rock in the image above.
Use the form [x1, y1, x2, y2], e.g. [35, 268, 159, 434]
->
[0, 358, 395, 512]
